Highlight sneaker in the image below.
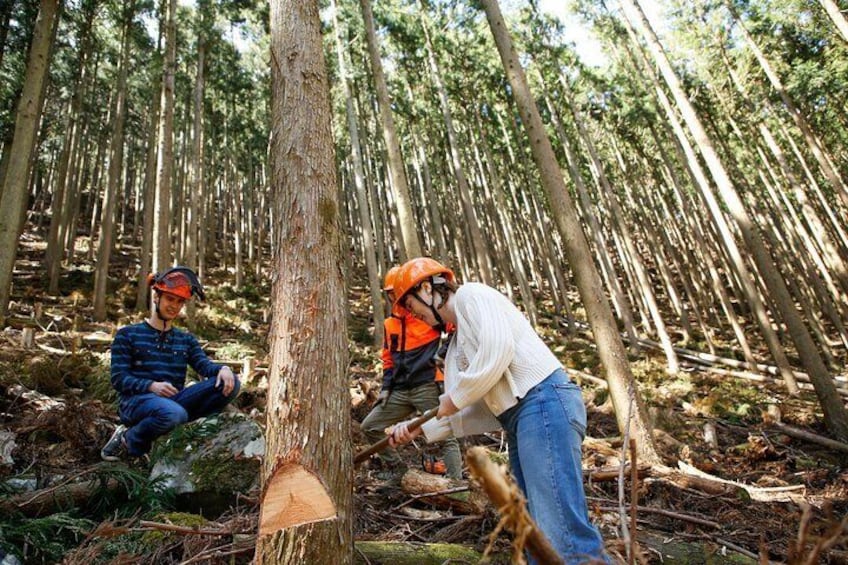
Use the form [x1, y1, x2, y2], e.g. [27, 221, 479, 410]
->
[101, 425, 128, 461]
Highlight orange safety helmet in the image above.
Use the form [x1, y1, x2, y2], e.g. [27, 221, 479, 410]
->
[147, 267, 205, 301]
[383, 266, 401, 292]
[393, 257, 455, 308]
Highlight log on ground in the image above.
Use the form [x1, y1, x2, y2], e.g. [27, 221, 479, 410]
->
[353, 541, 484, 564]
[399, 468, 487, 515]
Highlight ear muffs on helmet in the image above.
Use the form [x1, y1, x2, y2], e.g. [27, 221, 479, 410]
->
[148, 267, 205, 301]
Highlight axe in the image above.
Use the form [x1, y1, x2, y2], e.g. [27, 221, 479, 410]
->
[353, 407, 439, 466]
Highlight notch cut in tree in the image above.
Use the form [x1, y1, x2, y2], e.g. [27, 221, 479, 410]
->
[258, 462, 336, 536]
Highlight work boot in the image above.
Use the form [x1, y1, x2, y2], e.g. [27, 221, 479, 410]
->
[100, 425, 128, 461]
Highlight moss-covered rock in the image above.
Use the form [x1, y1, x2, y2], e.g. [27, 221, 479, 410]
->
[148, 413, 264, 513]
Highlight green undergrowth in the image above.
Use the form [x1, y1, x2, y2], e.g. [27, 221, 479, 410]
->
[0, 351, 115, 404]
[0, 465, 177, 564]
[148, 417, 224, 462]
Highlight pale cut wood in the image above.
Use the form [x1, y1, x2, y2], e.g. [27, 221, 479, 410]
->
[259, 464, 336, 535]
[675, 461, 806, 503]
[400, 469, 486, 515]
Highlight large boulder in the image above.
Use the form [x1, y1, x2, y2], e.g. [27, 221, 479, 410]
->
[149, 412, 264, 516]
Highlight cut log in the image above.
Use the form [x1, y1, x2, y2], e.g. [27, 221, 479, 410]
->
[588, 464, 651, 482]
[259, 463, 336, 535]
[353, 541, 484, 564]
[399, 469, 486, 515]
[637, 532, 758, 564]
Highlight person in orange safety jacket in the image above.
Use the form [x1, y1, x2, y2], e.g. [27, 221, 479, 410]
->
[360, 266, 462, 479]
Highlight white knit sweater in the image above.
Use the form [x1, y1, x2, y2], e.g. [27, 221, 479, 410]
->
[421, 283, 562, 442]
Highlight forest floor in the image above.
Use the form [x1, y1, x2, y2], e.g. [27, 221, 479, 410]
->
[0, 229, 846, 564]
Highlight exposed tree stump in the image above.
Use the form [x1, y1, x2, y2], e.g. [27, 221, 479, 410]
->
[21, 327, 34, 349]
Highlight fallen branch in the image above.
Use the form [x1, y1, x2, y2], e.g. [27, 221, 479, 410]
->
[769, 422, 848, 453]
[466, 446, 564, 565]
[1, 477, 121, 518]
[137, 520, 250, 537]
[674, 461, 806, 503]
[589, 500, 719, 529]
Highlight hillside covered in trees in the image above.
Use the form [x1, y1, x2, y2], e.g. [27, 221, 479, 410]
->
[0, 0, 847, 563]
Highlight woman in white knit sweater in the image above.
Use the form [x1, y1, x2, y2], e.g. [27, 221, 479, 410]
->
[389, 257, 609, 565]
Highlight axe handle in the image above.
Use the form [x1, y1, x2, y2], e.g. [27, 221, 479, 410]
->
[354, 407, 439, 466]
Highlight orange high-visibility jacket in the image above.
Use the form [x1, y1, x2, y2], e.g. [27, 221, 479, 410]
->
[381, 308, 446, 391]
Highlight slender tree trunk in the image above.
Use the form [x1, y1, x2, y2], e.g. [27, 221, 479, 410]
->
[818, 0, 848, 46]
[332, 0, 383, 347]
[357, 0, 421, 259]
[0, 0, 60, 318]
[153, 0, 176, 274]
[473, 107, 537, 324]
[0, 1, 13, 70]
[621, 0, 848, 440]
[93, 1, 134, 321]
[418, 6, 493, 284]
[479, 0, 660, 464]
[185, 4, 207, 273]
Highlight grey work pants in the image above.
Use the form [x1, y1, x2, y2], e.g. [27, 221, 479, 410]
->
[361, 381, 462, 479]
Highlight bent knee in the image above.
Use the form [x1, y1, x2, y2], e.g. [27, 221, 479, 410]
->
[157, 404, 189, 426]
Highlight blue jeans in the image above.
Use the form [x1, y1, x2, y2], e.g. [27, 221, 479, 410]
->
[497, 368, 609, 565]
[119, 377, 240, 456]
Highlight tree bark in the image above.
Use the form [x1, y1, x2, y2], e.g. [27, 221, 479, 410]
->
[256, 1, 351, 563]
